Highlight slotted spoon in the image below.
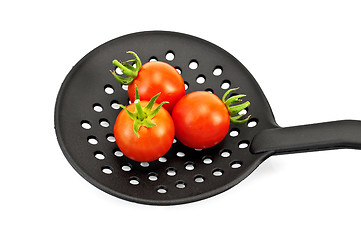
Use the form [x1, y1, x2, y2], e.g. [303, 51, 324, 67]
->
[54, 31, 361, 205]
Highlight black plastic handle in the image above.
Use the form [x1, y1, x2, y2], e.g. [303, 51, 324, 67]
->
[250, 120, 361, 155]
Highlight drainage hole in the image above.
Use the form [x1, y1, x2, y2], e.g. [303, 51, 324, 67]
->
[184, 82, 189, 91]
[101, 166, 112, 175]
[167, 168, 177, 176]
[94, 151, 105, 160]
[129, 177, 140, 185]
[220, 149, 232, 158]
[221, 80, 231, 90]
[81, 120, 91, 130]
[194, 175, 205, 183]
[175, 67, 182, 74]
[165, 51, 175, 61]
[185, 162, 195, 171]
[238, 107, 248, 116]
[202, 157, 212, 165]
[189, 60, 198, 70]
[106, 134, 116, 142]
[248, 119, 258, 128]
[115, 67, 123, 75]
[148, 173, 158, 181]
[196, 75, 206, 84]
[212, 169, 224, 177]
[176, 181, 186, 189]
[149, 57, 157, 62]
[87, 136, 98, 145]
[238, 141, 249, 149]
[104, 85, 114, 94]
[229, 128, 239, 137]
[111, 101, 120, 110]
[140, 162, 149, 167]
[205, 88, 214, 93]
[93, 104, 103, 112]
[213, 66, 223, 76]
[99, 119, 110, 128]
[114, 150, 123, 157]
[177, 152, 185, 157]
[121, 165, 131, 172]
[157, 186, 167, 194]
[231, 161, 242, 169]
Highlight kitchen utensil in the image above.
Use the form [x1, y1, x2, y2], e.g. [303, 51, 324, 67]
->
[55, 31, 361, 205]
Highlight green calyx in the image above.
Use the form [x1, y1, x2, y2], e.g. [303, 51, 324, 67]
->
[109, 51, 142, 85]
[119, 85, 168, 137]
[222, 88, 251, 124]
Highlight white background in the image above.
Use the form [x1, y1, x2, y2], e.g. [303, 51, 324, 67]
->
[1, 0, 361, 239]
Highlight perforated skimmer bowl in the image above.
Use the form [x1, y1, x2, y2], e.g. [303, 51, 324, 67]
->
[55, 31, 361, 205]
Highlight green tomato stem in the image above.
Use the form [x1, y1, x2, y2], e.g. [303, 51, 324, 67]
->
[149, 101, 168, 118]
[145, 93, 161, 112]
[127, 51, 142, 72]
[110, 51, 142, 85]
[134, 99, 145, 120]
[112, 60, 137, 77]
[120, 85, 168, 137]
[230, 114, 251, 124]
[228, 101, 250, 116]
[222, 88, 251, 124]
[224, 94, 246, 107]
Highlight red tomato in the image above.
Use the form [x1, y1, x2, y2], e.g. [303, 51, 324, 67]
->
[111, 52, 185, 113]
[172, 91, 230, 149]
[128, 61, 185, 112]
[114, 101, 175, 162]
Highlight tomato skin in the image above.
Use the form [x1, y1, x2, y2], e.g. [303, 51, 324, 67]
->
[172, 91, 230, 149]
[114, 101, 175, 162]
[128, 61, 185, 113]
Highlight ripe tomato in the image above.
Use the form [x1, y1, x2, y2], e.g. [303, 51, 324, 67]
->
[128, 61, 185, 113]
[172, 90, 250, 149]
[110, 51, 185, 112]
[114, 101, 175, 162]
[172, 91, 229, 149]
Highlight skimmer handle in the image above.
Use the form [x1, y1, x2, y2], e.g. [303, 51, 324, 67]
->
[250, 120, 361, 155]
